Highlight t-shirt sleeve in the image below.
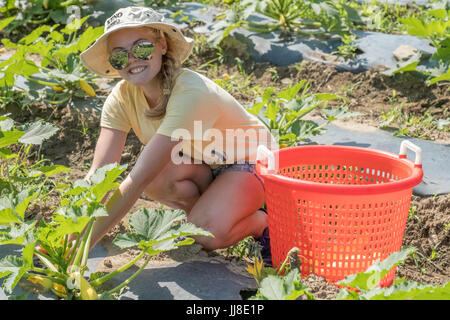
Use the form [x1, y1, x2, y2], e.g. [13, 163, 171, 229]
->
[156, 89, 220, 140]
[100, 83, 131, 133]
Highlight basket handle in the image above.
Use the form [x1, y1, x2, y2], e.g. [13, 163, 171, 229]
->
[399, 140, 422, 166]
[256, 145, 276, 173]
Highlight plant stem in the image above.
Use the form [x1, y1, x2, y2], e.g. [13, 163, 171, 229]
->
[70, 219, 94, 273]
[80, 219, 95, 276]
[31, 267, 62, 278]
[34, 251, 58, 273]
[106, 253, 152, 295]
[90, 251, 146, 288]
[60, 0, 76, 7]
[66, 233, 81, 270]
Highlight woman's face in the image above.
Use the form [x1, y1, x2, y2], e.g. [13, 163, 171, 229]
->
[107, 27, 167, 87]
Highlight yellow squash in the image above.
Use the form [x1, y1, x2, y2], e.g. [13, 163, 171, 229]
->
[79, 80, 96, 97]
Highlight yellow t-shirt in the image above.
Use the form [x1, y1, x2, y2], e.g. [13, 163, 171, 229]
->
[100, 68, 275, 166]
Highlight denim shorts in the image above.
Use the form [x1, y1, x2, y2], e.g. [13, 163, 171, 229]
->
[211, 162, 264, 188]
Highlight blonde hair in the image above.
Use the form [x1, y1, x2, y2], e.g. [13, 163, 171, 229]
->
[144, 28, 181, 119]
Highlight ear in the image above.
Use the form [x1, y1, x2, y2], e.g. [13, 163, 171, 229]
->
[159, 36, 168, 55]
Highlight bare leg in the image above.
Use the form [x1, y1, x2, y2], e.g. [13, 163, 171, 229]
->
[186, 171, 267, 251]
[143, 159, 212, 212]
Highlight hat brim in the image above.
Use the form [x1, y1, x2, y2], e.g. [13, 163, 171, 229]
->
[80, 22, 194, 78]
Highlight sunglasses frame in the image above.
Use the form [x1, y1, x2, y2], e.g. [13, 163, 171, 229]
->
[109, 41, 155, 70]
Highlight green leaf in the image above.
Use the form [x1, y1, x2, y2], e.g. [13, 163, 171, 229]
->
[0, 148, 17, 160]
[15, 189, 37, 221]
[0, 117, 14, 131]
[89, 163, 127, 201]
[114, 208, 213, 254]
[130, 208, 178, 239]
[278, 81, 306, 101]
[0, 130, 24, 149]
[49, 9, 68, 24]
[63, 179, 90, 197]
[321, 106, 361, 121]
[22, 242, 36, 267]
[264, 101, 280, 123]
[61, 16, 89, 34]
[112, 233, 143, 249]
[428, 9, 447, 20]
[291, 120, 323, 139]
[400, 17, 429, 38]
[19, 25, 52, 45]
[0, 16, 16, 31]
[32, 165, 71, 177]
[74, 26, 104, 52]
[158, 222, 214, 242]
[0, 255, 28, 293]
[427, 67, 450, 85]
[47, 30, 65, 43]
[337, 247, 416, 290]
[314, 93, 342, 101]
[18, 121, 59, 145]
[0, 196, 23, 225]
[258, 275, 284, 299]
[52, 214, 91, 237]
[433, 118, 450, 130]
[0, 220, 36, 246]
[361, 281, 450, 300]
[256, 269, 308, 300]
[342, 4, 363, 23]
[129, 208, 187, 240]
[0, 208, 21, 225]
[382, 53, 422, 77]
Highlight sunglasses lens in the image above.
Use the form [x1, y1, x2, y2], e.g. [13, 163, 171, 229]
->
[132, 42, 155, 60]
[109, 51, 128, 70]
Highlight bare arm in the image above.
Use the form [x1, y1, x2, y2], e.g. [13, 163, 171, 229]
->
[55, 127, 128, 248]
[90, 133, 180, 248]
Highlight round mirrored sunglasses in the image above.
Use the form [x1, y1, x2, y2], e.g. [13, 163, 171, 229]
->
[109, 41, 155, 70]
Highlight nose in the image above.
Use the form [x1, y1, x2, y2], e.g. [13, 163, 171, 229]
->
[128, 51, 138, 63]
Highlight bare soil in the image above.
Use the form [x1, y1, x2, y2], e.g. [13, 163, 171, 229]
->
[4, 52, 449, 299]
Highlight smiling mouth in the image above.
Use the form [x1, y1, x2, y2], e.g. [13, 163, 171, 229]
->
[128, 65, 147, 75]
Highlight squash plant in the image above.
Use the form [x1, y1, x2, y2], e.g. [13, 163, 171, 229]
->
[0, 0, 96, 35]
[336, 247, 450, 300]
[0, 16, 103, 105]
[245, 80, 356, 147]
[0, 116, 213, 299]
[246, 246, 450, 300]
[385, 8, 450, 85]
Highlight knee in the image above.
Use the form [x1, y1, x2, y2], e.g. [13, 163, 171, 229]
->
[171, 179, 200, 199]
[187, 215, 229, 251]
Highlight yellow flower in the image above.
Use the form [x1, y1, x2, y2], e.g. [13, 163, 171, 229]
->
[52, 283, 67, 297]
[246, 256, 264, 284]
[223, 73, 230, 80]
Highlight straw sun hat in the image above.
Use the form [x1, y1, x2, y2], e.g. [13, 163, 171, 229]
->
[80, 6, 194, 78]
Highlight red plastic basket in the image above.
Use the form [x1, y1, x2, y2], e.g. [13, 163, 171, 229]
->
[255, 141, 423, 287]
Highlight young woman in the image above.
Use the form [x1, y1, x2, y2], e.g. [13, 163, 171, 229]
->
[80, 6, 274, 260]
